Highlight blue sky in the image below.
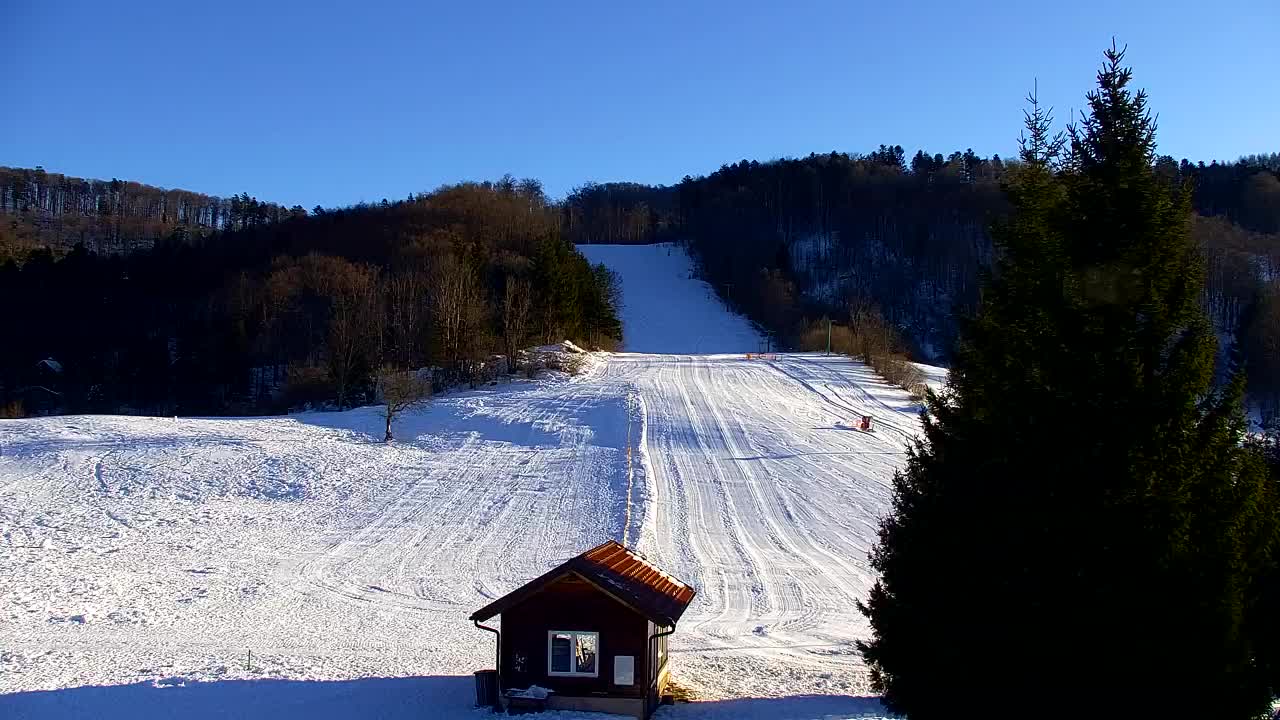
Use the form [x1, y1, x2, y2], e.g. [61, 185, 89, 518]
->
[3, 1, 1276, 209]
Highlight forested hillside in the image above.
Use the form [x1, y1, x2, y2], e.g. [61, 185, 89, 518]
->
[0, 166, 305, 260]
[0, 175, 621, 416]
[2, 151, 1277, 419]
[565, 151, 1280, 414]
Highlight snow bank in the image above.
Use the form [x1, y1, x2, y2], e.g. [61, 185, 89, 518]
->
[910, 363, 949, 393]
[578, 243, 763, 354]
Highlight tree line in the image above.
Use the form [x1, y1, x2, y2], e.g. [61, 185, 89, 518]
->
[2, 140, 1275, 420]
[0, 166, 307, 261]
[562, 144, 1280, 418]
[0, 178, 620, 417]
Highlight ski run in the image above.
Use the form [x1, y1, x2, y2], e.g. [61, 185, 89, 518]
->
[1, 244, 936, 719]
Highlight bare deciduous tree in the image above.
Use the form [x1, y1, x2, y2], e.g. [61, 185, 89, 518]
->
[431, 255, 484, 368]
[388, 269, 430, 368]
[377, 365, 431, 442]
[322, 261, 381, 410]
[502, 275, 532, 364]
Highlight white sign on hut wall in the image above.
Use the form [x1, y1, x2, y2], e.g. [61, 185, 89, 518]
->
[614, 655, 635, 686]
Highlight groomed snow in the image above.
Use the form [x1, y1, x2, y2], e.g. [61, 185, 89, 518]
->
[578, 243, 764, 354]
[0, 245, 922, 719]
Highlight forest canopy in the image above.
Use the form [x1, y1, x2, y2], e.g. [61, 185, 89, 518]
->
[1, 149, 1277, 418]
[563, 150, 1280, 415]
[0, 174, 620, 416]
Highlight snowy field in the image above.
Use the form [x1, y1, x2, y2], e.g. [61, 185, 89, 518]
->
[0, 245, 927, 719]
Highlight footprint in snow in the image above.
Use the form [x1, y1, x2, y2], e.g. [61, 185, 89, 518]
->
[48, 614, 87, 624]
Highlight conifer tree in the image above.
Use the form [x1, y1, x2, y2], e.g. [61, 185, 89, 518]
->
[858, 44, 1280, 719]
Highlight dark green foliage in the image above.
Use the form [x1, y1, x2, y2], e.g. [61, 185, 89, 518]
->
[1242, 284, 1280, 418]
[858, 46, 1280, 719]
[1249, 408, 1280, 703]
[529, 236, 622, 349]
[868, 144, 907, 171]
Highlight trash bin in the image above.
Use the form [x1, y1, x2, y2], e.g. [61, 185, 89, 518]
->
[474, 669, 498, 708]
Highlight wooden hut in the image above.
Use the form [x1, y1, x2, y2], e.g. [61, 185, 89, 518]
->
[470, 539, 696, 718]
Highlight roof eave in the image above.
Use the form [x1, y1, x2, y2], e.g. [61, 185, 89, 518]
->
[468, 540, 698, 625]
[469, 562, 577, 622]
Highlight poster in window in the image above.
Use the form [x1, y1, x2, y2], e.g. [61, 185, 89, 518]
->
[614, 655, 635, 686]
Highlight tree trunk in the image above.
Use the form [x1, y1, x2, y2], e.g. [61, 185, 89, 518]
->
[384, 411, 393, 442]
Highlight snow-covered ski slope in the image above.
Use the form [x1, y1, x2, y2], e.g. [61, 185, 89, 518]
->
[0, 244, 923, 719]
[578, 243, 763, 353]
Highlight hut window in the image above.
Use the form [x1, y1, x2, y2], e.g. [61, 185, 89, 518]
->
[547, 631, 599, 677]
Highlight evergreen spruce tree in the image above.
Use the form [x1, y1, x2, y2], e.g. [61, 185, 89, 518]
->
[858, 45, 1280, 719]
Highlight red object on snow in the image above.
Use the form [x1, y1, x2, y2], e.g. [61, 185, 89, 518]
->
[860, 415, 872, 431]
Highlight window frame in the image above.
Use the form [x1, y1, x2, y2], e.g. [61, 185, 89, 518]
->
[546, 630, 600, 678]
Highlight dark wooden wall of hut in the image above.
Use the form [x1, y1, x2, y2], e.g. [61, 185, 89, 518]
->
[499, 575, 649, 699]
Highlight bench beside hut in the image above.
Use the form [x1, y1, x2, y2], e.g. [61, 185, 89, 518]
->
[471, 539, 696, 718]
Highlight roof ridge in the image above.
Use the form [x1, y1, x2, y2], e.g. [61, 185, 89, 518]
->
[472, 539, 696, 625]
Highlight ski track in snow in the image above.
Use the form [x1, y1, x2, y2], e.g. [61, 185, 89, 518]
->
[0, 244, 925, 719]
[614, 353, 912, 699]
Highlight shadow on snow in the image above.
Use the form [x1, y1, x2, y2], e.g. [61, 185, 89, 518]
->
[0, 676, 494, 720]
[0, 676, 890, 719]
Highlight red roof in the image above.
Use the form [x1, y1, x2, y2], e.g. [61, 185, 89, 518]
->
[470, 540, 696, 627]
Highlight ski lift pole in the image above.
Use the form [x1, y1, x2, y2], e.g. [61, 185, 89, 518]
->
[826, 318, 832, 356]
